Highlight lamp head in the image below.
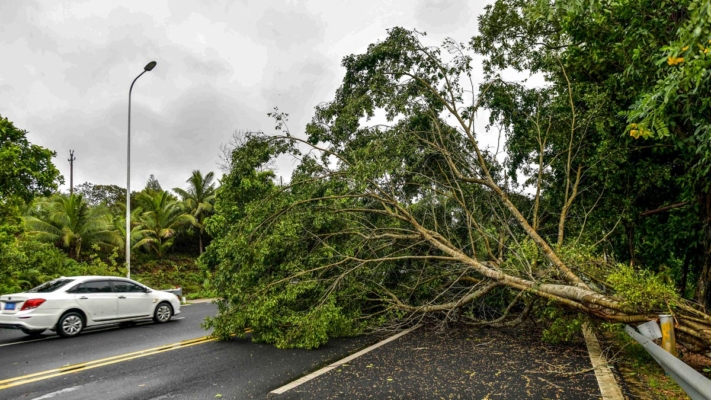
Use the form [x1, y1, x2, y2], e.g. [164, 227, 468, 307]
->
[144, 61, 157, 71]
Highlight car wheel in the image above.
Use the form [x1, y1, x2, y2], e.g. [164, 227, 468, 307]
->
[153, 302, 172, 324]
[57, 312, 84, 337]
[21, 328, 45, 337]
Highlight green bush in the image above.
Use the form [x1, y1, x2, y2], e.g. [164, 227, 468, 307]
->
[131, 255, 213, 299]
[608, 264, 678, 313]
[0, 238, 75, 294]
[538, 304, 586, 344]
[0, 239, 125, 295]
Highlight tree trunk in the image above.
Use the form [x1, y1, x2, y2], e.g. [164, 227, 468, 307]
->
[680, 248, 690, 298]
[695, 191, 711, 308]
[626, 223, 635, 267]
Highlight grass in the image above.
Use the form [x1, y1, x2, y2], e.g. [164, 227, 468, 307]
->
[601, 326, 700, 400]
[130, 254, 215, 300]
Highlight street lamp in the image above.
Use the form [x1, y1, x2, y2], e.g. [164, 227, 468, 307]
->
[126, 61, 157, 279]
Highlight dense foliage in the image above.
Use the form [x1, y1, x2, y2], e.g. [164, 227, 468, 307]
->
[473, 0, 711, 305]
[0, 115, 61, 207]
[0, 240, 125, 295]
[202, 3, 711, 353]
[201, 133, 368, 348]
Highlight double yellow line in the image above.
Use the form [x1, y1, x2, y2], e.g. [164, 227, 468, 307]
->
[0, 329, 251, 390]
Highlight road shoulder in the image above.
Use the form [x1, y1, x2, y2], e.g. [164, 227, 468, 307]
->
[270, 324, 602, 399]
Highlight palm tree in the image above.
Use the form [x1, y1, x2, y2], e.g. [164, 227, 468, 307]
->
[112, 205, 146, 255]
[133, 190, 196, 258]
[173, 170, 216, 254]
[24, 194, 122, 259]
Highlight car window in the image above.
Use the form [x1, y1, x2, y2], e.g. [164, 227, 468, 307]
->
[28, 279, 75, 293]
[113, 281, 146, 293]
[72, 280, 113, 293]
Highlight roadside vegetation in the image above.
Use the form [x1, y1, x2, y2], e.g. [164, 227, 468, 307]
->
[600, 326, 690, 399]
[0, 115, 214, 298]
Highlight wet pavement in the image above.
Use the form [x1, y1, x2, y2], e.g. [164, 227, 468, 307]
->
[273, 324, 601, 399]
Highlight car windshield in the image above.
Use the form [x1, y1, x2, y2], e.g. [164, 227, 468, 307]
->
[27, 279, 75, 293]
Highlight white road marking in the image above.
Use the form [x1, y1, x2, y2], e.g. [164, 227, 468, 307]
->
[172, 317, 185, 320]
[31, 385, 81, 399]
[0, 336, 55, 347]
[270, 325, 421, 395]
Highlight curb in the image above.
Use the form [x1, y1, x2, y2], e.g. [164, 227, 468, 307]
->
[582, 324, 625, 399]
[186, 298, 219, 304]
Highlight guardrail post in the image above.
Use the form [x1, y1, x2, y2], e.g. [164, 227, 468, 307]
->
[659, 314, 678, 357]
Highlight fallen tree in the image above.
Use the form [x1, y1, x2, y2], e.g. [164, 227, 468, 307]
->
[202, 26, 711, 353]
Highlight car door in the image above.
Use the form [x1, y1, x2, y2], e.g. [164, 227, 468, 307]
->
[71, 280, 118, 322]
[113, 280, 154, 319]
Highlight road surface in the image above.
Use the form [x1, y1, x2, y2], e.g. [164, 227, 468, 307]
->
[0, 302, 368, 399]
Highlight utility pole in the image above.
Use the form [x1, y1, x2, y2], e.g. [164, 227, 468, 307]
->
[68, 150, 76, 196]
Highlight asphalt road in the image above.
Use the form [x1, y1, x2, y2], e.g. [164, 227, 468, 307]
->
[274, 325, 602, 399]
[0, 304, 607, 399]
[0, 302, 369, 400]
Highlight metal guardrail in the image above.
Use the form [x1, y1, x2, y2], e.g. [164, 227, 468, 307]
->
[625, 325, 711, 400]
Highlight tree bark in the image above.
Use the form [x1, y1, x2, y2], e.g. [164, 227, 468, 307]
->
[640, 201, 691, 216]
[695, 191, 711, 308]
[680, 248, 690, 298]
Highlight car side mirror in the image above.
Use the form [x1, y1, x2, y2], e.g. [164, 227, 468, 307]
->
[144, 288, 152, 293]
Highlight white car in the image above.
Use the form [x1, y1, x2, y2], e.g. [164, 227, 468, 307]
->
[0, 276, 181, 338]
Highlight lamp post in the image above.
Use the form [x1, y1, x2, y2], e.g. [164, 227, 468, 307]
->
[127, 61, 156, 279]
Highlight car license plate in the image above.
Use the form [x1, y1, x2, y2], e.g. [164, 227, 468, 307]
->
[4, 303, 15, 310]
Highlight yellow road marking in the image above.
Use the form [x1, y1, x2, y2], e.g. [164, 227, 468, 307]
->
[0, 336, 212, 387]
[0, 337, 217, 390]
[0, 328, 253, 390]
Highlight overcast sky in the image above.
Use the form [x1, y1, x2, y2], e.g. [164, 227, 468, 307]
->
[1, 0, 493, 194]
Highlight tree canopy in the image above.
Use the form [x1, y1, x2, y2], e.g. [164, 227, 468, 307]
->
[473, 0, 711, 306]
[174, 170, 217, 254]
[0, 115, 62, 231]
[24, 194, 122, 258]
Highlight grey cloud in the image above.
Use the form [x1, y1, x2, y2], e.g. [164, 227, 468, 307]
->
[19, 108, 126, 189]
[125, 86, 262, 185]
[126, 86, 262, 189]
[256, 7, 325, 50]
[0, 1, 41, 37]
[0, 1, 58, 64]
[63, 10, 163, 94]
[26, 84, 261, 192]
[414, 0, 471, 33]
[183, 51, 232, 77]
[166, 0, 246, 25]
[253, 4, 335, 135]
[261, 57, 336, 125]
